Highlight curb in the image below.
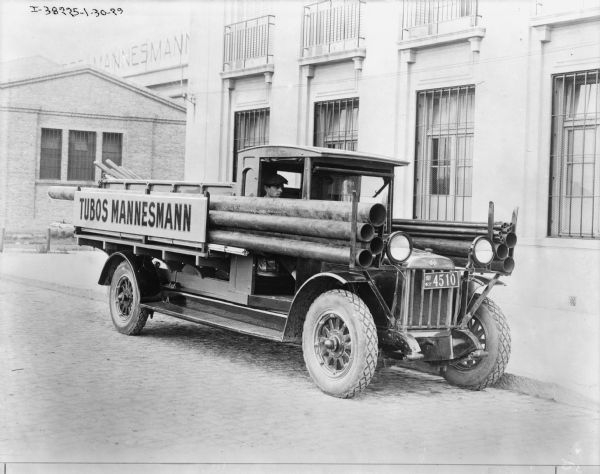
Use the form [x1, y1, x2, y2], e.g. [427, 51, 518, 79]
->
[0, 274, 106, 303]
[2, 272, 599, 411]
[393, 360, 600, 411]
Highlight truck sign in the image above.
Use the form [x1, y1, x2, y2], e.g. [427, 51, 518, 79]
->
[73, 190, 208, 243]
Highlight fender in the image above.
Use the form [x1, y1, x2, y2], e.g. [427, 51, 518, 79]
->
[282, 271, 387, 342]
[466, 275, 506, 307]
[98, 251, 161, 300]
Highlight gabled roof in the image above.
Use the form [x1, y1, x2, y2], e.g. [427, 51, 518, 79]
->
[0, 64, 186, 112]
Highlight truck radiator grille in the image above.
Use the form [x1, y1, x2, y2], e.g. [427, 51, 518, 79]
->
[405, 269, 460, 329]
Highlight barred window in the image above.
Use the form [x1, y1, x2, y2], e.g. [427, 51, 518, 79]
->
[549, 70, 600, 239]
[102, 133, 123, 167]
[39, 128, 62, 180]
[414, 86, 474, 221]
[314, 98, 359, 151]
[233, 108, 270, 181]
[67, 130, 96, 181]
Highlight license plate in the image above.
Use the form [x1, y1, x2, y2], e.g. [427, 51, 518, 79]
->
[424, 271, 460, 289]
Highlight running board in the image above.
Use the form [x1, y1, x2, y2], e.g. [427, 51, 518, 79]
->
[141, 300, 286, 342]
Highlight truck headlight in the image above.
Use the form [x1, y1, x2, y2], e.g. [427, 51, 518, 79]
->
[386, 232, 412, 264]
[471, 236, 494, 265]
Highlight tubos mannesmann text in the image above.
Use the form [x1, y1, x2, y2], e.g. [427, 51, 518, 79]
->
[79, 197, 192, 232]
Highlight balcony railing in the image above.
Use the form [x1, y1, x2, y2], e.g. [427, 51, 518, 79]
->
[301, 0, 365, 58]
[223, 15, 274, 72]
[401, 0, 479, 40]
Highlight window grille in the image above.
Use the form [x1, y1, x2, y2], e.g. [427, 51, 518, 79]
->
[314, 98, 359, 151]
[414, 86, 475, 221]
[39, 128, 62, 180]
[67, 130, 96, 181]
[549, 69, 600, 239]
[233, 108, 270, 181]
[102, 133, 123, 167]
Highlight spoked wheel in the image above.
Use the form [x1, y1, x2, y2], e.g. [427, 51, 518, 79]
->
[452, 316, 487, 371]
[314, 313, 353, 377]
[109, 260, 148, 335]
[443, 298, 511, 390]
[302, 289, 378, 398]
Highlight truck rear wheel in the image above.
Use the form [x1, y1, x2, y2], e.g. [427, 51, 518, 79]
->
[443, 298, 511, 390]
[109, 260, 148, 335]
[302, 289, 378, 398]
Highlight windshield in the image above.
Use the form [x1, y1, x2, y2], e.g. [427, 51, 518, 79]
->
[311, 173, 389, 205]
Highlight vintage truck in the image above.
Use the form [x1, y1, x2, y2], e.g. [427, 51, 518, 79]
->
[50, 145, 515, 398]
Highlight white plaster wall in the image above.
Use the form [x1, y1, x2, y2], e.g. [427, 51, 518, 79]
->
[184, 1, 600, 328]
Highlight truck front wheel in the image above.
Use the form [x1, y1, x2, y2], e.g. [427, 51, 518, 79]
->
[302, 289, 378, 398]
[109, 260, 149, 335]
[443, 298, 511, 390]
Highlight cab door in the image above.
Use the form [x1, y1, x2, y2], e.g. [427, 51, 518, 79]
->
[237, 154, 260, 197]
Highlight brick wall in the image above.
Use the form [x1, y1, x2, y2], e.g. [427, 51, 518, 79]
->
[0, 70, 186, 232]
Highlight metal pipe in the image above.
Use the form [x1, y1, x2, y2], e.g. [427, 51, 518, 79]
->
[94, 161, 122, 179]
[390, 228, 508, 241]
[209, 211, 375, 242]
[392, 218, 511, 231]
[494, 243, 509, 260]
[411, 236, 478, 257]
[210, 195, 387, 226]
[451, 256, 515, 274]
[491, 257, 515, 273]
[48, 186, 77, 200]
[368, 236, 384, 255]
[504, 232, 517, 248]
[391, 223, 506, 235]
[208, 229, 373, 268]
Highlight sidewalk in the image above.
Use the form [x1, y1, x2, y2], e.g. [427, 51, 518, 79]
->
[1, 249, 598, 409]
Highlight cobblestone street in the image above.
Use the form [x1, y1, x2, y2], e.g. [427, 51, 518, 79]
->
[1, 277, 598, 468]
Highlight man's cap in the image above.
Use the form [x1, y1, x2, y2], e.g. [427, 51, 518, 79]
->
[263, 173, 288, 186]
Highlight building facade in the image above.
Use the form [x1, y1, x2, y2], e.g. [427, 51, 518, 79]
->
[0, 66, 186, 232]
[66, 31, 191, 104]
[184, 0, 600, 394]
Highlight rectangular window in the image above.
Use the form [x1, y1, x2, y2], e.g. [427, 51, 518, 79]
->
[39, 128, 62, 180]
[414, 85, 475, 221]
[102, 132, 123, 167]
[67, 130, 96, 181]
[314, 98, 359, 151]
[549, 70, 600, 239]
[233, 108, 270, 181]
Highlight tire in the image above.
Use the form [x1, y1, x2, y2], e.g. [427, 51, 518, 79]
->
[108, 260, 149, 335]
[443, 298, 511, 390]
[302, 289, 378, 398]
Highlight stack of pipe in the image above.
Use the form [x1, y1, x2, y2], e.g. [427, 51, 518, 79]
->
[391, 218, 517, 273]
[46, 187, 386, 269]
[207, 196, 386, 268]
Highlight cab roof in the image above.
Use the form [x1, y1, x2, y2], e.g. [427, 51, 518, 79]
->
[239, 145, 409, 167]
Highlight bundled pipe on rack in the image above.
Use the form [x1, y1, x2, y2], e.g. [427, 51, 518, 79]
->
[391, 220, 517, 249]
[47, 186, 380, 267]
